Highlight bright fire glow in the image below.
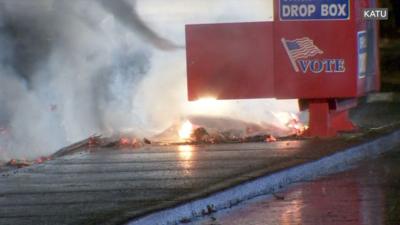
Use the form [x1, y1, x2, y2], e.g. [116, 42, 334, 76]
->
[193, 97, 218, 107]
[273, 112, 298, 125]
[186, 97, 225, 115]
[178, 120, 194, 140]
[273, 112, 308, 135]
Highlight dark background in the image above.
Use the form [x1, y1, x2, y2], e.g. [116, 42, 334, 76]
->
[380, 0, 400, 38]
[379, 0, 400, 92]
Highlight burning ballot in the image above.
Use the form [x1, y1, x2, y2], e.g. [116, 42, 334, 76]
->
[118, 137, 143, 148]
[266, 135, 277, 142]
[174, 115, 306, 144]
[35, 156, 52, 164]
[154, 114, 308, 144]
[6, 159, 32, 168]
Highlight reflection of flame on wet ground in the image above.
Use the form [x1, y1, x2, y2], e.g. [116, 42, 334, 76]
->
[178, 145, 193, 160]
[279, 190, 304, 225]
[178, 145, 194, 174]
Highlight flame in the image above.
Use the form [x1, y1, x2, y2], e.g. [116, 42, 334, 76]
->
[6, 155, 52, 168]
[178, 120, 193, 140]
[273, 112, 308, 135]
[35, 156, 52, 164]
[119, 137, 141, 148]
[119, 137, 131, 146]
[266, 135, 277, 142]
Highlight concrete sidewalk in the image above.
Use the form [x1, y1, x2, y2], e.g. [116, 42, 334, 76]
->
[1, 100, 400, 225]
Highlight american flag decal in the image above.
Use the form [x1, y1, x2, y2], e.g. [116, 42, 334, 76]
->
[281, 37, 324, 72]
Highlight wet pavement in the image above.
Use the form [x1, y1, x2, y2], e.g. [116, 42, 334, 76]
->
[1, 131, 399, 225]
[194, 146, 400, 225]
[0, 101, 400, 225]
[0, 140, 364, 225]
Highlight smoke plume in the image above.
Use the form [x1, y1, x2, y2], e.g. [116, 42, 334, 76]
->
[0, 0, 297, 161]
[99, 0, 182, 50]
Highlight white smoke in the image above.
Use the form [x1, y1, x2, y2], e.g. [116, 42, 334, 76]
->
[0, 0, 297, 161]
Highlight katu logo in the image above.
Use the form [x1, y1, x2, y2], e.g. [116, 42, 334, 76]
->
[281, 37, 346, 74]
